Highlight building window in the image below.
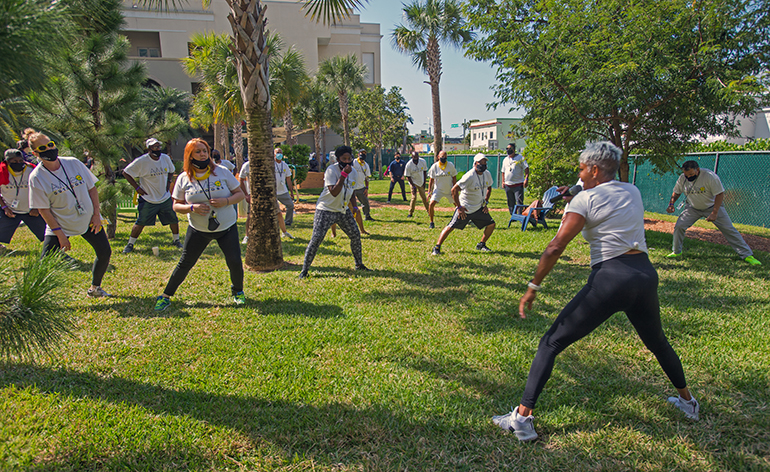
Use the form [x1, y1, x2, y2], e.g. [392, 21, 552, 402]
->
[138, 48, 160, 58]
[362, 53, 375, 83]
[191, 82, 203, 95]
[490, 131, 494, 139]
[473, 133, 476, 141]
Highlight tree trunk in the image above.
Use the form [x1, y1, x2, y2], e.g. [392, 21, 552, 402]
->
[314, 123, 322, 157]
[284, 111, 296, 146]
[426, 38, 443, 155]
[233, 120, 244, 170]
[220, 122, 230, 156]
[339, 91, 350, 146]
[214, 122, 223, 156]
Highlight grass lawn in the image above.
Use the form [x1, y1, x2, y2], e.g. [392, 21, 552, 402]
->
[1, 181, 768, 471]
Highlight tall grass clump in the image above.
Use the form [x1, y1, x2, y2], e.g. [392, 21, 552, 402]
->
[0, 252, 74, 360]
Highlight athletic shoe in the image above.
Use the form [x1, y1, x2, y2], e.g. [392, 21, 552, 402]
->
[429, 222, 435, 229]
[298, 270, 308, 279]
[355, 264, 373, 272]
[407, 213, 413, 218]
[122, 243, 134, 254]
[154, 296, 171, 312]
[86, 287, 112, 298]
[242, 236, 248, 244]
[476, 242, 491, 252]
[365, 216, 375, 221]
[387, 200, 391, 203]
[492, 407, 538, 442]
[233, 291, 246, 305]
[667, 395, 700, 421]
[431, 245, 441, 256]
[282, 231, 294, 239]
[745, 256, 762, 266]
[665, 252, 681, 259]
[171, 239, 183, 249]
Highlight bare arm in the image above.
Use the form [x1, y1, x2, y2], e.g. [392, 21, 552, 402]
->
[123, 172, 146, 196]
[38, 208, 70, 251]
[707, 192, 724, 222]
[666, 192, 682, 213]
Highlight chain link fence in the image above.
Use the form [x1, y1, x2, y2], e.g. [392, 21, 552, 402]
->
[379, 152, 507, 188]
[631, 151, 770, 228]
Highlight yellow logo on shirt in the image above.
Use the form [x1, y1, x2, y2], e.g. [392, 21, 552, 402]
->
[76, 175, 83, 181]
[214, 180, 221, 187]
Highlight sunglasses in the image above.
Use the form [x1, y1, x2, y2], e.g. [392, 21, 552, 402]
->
[34, 141, 56, 152]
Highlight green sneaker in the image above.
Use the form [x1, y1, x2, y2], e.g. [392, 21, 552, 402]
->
[665, 252, 681, 259]
[745, 256, 762, 266]
[154, 296, 171, 312]
[233, 291, 246, 305]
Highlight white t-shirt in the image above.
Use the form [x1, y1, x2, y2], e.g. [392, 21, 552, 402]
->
[2, 163, 35, 214]
[172, 165, 241, 232]
[404, 158, 428, 187]
[123, 153, 174, 204]
[351, 158, 371, 190]
[672, 168, 724, 211]
[29, 157, 99, 237]
[566, 180, 648, 267]
[316, 164, 358, 213]
[428, 161, 458, 196]
[501, 154, 529, 185]
[219, 159, 235, 173]
[274, 160, 291, 196]
[239, 161, 250, 195]
[457, 169, 493, 213]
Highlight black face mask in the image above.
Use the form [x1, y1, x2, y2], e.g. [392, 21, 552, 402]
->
[339, 160, 351, 168]
[439, 157, 447, 163]
[475, 164, 487, 173]
[38, 148, 59, 161]
[9, 162, 26, 172]
[150, 150, 161, 158]
[686, 173, 698, 182]
[192, 158, 210, 169]
[506, 148, 514, 155]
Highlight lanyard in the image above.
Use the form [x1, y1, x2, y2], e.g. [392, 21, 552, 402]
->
[195, 174, 213, 201]
[44, 162, 83, 207]
[476, 172, 486, 203]
[9, 167, 25, 198]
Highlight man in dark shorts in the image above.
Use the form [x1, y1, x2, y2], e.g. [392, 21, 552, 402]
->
[431, 153, 496, 255]
[122, 138, 181, 253]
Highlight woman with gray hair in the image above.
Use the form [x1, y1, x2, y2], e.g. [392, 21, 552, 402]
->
[493, 142, 698, 441]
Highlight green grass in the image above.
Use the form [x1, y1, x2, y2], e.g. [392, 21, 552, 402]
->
[1, 186, 768, 471]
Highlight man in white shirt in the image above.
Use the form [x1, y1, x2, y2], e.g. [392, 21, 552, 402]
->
[427, 150, 458, 229]
[404, 151, 429, 218]
[431, 153, 496, 255]
[666, 160, 760, 265]
[352, 149, 374, 221]
[274, 147, 296, 226]
[121, 138, 181, 253]
[500, 143, 529, 214]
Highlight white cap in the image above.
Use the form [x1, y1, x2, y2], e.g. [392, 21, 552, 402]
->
[473, 153, 487, 163]
[145, 138, 160, 148]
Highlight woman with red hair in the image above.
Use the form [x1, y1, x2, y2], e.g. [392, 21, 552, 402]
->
[154, 139, 246, 311]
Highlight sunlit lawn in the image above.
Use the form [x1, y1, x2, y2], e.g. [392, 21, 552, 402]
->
[1, 181, 768, 471]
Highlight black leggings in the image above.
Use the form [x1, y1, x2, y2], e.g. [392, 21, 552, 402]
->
[163, 224, 243, 297]
[521, 253, 687, 409]
[42, 229, 112, 286]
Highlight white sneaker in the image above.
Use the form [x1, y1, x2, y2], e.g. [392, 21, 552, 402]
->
[492, 407, 538, 441]
[282, 231, 294, 239]
[242, 236, 248, 244]
[667, 395, 700, 421]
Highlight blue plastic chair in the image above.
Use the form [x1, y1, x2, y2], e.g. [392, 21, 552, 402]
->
[508, 186, 560, 231]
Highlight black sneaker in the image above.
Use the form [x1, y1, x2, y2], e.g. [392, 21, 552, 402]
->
[122, 243, 134, 254]
[476, 242, 491, 252]
[355, 264, 373, 272]
[431, 245, 441, 256]
[365, 216, 375, 221]
[298, 270, 308, 279]
[171, 240, 183, 249]
[429, 222, 435, 229]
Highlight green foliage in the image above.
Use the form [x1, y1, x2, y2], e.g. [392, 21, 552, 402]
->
[96, 179, 134, 225]
[464, 0, 770, 180]
[0, 253, 74, 360]
[283, 144, 312, 185]
[689, 138, 770, 153]
[349, 86, 411, 159]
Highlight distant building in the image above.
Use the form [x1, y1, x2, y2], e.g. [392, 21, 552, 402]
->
[120, 0, 382, 153]
[705, 108, 770, 144]
[469, 118, 526, 151]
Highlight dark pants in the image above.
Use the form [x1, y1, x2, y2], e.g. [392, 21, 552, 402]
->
[163, 224, 243, 297]
[42, 228, 112, 286]
[520, 253, 687, 409]
[388, 178, 407, 201]
[301, 208, 363, 272]
[0, 211, 46, 244]
[505, 184, 525, 214]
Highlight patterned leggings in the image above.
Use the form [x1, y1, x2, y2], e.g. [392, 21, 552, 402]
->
[302, 208, 363, 272]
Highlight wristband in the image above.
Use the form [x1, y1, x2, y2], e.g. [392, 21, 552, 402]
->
[340, 171, 349, 178]
[528, 281, 541, 291]
[1, 205, 6, 210]
[51, 227, 62, 232]
[190, 204, 194, 213]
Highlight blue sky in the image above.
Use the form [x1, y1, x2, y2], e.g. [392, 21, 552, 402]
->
[355, 1, 523, 137]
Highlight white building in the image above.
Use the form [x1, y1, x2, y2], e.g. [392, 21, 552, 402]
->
[469, 118, 526, 151]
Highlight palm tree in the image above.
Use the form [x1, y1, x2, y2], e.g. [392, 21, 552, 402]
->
[270, 43, 309, 146]
[318, 54, 368, 146]
[296, 77, 340, 158]
[392, 0, 473, 154]
[144, 0, 366, 270]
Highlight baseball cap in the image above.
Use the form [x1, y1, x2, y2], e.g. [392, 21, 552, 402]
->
[145, 138, 161, 148]
[473, 153, 487, 163]
[4, 149, 23, 161]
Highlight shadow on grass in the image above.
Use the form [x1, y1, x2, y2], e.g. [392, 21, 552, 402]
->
[254, 297, 345, 318]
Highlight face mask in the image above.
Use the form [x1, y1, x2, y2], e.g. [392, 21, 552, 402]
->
[339, 160, 351, 168]
[150, 150, 161, 158]
[507, 148, 514, 155]
[39, 148, 59, 161]
[686, 173, 698, 182]
[359, 154, 366, 160]
[9, 162, 26, 172]
[275, 153, 283, 161]
[475, 164, 487, 173]
[439, 157, 447, 163]
[192, 158, 210, 169]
